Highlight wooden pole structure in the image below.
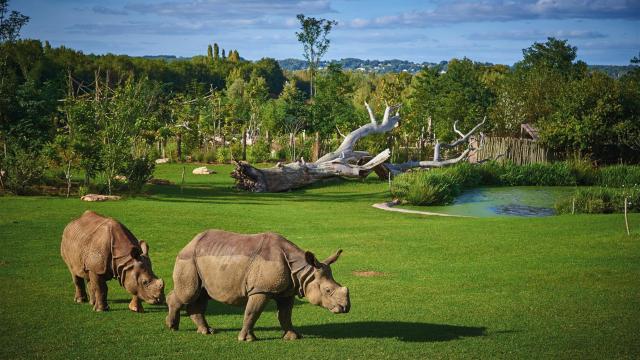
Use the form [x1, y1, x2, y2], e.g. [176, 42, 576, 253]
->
[624, 197, 630, 236]
[572, 197, 575, 215]
[181, 166, 185, 194]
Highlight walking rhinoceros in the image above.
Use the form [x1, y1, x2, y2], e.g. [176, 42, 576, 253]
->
[165, 230, 350, 341]
[60, 210, 165, 312]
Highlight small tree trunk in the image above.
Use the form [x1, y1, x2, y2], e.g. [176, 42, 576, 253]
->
[177, 133, 182, 162]
[312, 132, 320, 162]
[242, 127, 247, 161]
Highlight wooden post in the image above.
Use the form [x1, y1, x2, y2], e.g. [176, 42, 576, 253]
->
[181, 166, 185, 194]
[625, 197, 630, 236]
[177, 133, 182, 162]
[572, 197, 575, 214]
[242, 126, 247, 161]
[312, 132, 320, 162]
[66, 160, 72, 198]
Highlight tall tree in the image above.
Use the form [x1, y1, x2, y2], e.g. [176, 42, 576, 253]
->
[207, 44, 213, 61]
[295, 14, 337, 97]
[213, 43, 220, 61]
[0, 0, 29, 43]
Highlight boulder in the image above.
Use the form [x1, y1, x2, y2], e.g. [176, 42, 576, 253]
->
[192, 166, 216, 175]
[80, 194, 122, 202]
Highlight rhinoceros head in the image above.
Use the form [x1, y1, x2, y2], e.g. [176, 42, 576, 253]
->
[304, 249, 350, 314]
[122, 241, 165, 305]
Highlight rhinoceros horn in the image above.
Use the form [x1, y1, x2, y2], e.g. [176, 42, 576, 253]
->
[323, 249, 343, 265]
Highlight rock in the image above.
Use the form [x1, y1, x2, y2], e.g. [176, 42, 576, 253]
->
[155, 158, 170, 164]
[192, 166, 216, 175]
[114, 175, 127, 181]
[80, 194, 122, 202]
[148, 178, 172, 185]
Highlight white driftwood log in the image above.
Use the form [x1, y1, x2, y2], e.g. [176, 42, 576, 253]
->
[232, 103, 399, 192]
[385, 117, 486, 175]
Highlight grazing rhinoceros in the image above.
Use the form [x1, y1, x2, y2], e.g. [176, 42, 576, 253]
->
[165, 230, 350, 341]
[60, 210, 165, 312]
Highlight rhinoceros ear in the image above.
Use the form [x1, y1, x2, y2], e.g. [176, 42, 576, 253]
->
[323, 249, 343, 265]
[139, 241, 149, 256]
[305, 251, 322, 269]
[130, 246, 142, 260]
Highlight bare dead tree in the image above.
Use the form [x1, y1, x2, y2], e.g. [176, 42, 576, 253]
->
[385, 117, 486, 174]
[232, 104, 486, 192]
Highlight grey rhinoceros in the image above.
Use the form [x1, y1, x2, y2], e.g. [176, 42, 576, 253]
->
[60, 210, 165, 312]
[165, 230, 350, 341]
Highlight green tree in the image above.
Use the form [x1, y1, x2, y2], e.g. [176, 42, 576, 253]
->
[213, 43, 220, 61]
[311, 63, 356, 137]
[0, 0, 29, 43]
[277, 80, 307, 160]
[295, 14, 337, 97]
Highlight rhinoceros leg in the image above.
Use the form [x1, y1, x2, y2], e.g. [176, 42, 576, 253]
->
[88, 272, 109, 311]
[187, 292, 214, 335]
[129, 296, 144, 313]
[276, 296, 301, 340]
[72, 275, 88, 303]
[238, 294, 270, 342]
[165, 291, 182, 330]
[166, 257, 201, 331]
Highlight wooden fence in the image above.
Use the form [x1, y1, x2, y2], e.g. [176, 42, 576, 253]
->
[473, 137, 551, 165]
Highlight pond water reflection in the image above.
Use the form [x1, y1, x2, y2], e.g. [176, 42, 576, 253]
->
[408, 186, 575, 217]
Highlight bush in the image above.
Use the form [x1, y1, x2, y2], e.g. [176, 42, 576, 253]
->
[203, 150, 216, 163]
[215, 147, 231, 164]
[191, 149, 204, 163]
[1, 147, 45, 195]
[124, 157, 155, 195]
[247, 141, 271, 163]
[555, 186, 640, 214]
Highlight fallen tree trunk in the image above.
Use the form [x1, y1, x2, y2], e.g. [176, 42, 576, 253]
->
[232, 103, 399, 192]
[232, 103, 486, 192]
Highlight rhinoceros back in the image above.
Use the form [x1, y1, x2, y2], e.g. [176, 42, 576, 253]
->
[61, 211, 139, 278]
[182, 230, 300, 305]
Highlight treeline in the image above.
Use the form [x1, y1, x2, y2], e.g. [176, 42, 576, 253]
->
[1, 37, 639, 195]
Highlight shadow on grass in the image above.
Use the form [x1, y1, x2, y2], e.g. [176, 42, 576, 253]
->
[207, 321, 487, 342]
[293, 321, 487, 342]
[143, 173, 388, 205]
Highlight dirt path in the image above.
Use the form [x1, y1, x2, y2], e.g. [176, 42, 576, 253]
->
[372, 201, 472, 218]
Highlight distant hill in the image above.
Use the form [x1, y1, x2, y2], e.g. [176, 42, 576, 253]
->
[278, 58, 444, 74]
[140, 55, 636, 76]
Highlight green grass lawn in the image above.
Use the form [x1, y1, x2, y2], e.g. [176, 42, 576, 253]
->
[1, 163, 639, 359]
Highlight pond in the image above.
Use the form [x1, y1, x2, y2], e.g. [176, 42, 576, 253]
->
[401, 186, 576, 218]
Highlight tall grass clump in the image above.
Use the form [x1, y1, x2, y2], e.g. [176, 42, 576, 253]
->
[555, 186, 640, 214]
[597, 165, 640, 187]
[391, 169, 461, 205]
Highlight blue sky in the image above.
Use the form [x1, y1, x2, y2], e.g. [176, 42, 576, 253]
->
[14, 0, 640, 65]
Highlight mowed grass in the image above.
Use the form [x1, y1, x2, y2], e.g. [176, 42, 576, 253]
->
[1, 163, 639, 359]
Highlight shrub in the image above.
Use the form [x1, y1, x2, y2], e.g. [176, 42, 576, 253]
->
[1, 147, 45, 195]
[215, 147, 231, 164]
[203, 150, 216, 163]
[247, 140, 271, 163]
[191, 149, 204, 162]
[124, 157, 155, 195]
